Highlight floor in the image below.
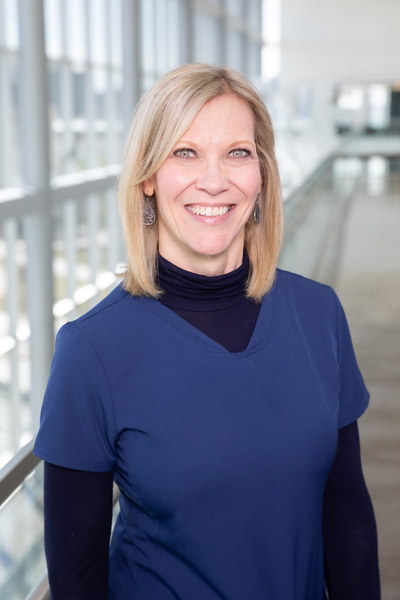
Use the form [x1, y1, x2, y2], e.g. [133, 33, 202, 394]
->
[280, 148, 400, 600]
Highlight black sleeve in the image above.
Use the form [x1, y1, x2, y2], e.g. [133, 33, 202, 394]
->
[323, 421, 380, 599]
[44, 462, 114, 600]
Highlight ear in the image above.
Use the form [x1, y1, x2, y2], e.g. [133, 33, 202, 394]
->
[142, 179, 154, 197]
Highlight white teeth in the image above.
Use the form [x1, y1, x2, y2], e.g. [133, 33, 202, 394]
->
[187, 205, 230, 216]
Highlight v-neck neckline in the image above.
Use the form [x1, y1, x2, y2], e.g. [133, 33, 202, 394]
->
[143, 273, 280, 359]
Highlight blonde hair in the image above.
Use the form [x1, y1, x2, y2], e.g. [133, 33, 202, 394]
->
[118, 63, 283, 302]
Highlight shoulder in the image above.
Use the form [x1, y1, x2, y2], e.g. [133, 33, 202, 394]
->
[73, 281, 129, 324]
[56, 282, 154, 356]
[274, 268, 339, 326]
[276, 268, 336, 305]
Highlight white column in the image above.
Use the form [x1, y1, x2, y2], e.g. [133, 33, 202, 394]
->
[18, 0, 54, 429]
[121, 0, 142, 136]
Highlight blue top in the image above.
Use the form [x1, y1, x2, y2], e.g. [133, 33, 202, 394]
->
[34, 269, 369, 600]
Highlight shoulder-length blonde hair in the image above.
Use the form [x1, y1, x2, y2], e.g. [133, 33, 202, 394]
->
[118, 63, 283, 302]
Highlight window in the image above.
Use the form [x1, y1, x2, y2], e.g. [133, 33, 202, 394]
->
[0, 2, 262, 597]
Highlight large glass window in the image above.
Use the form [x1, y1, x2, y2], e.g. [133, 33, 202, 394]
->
[141, 0, 186, 91]
[0, 2, 263, 597]
[0, 464, 44, 599]
[0, 0, 263, 471]
[0, 0, 21, 187]
[0, 217, 32, 467]
[45, 0, 124, 176]
[194, 12, 220, 64]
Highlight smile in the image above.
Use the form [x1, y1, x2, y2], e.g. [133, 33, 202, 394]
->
[186, 205, 232, 216]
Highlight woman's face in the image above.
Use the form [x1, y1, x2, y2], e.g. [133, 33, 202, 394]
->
[145, 93, 262, 275]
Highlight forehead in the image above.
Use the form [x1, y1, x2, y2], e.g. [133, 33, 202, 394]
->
[180, 94, 255, 142]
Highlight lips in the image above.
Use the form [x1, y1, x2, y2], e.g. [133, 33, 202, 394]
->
[186, 205, 232, 216]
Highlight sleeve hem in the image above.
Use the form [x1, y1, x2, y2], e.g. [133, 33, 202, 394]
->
[337, 388, 370, 429]
[33, 444, 115, 473]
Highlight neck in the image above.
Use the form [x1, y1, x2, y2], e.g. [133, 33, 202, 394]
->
[157, 247, 244, 277]
[157, 251, 250, 310]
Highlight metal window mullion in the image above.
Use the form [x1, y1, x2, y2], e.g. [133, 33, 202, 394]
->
[257, 0, 263, 78]
[106, 189, 121, 272]
[156, 0, 168, 76]
[83, 0, 99, 287]
[219, 0, 227, 65]
[167, 0, 177, 69]
[121, 0, 141, 137]
[50, 167, 119, 203]
[0, 52, 15, 186]
[18, 0, 55, 429]
[60, 68, 74, 174]
[84, 0, 96, 168]
[248, 0, 262, 78]
[59, 0, 73, 174]
[150, 0, 158, 81]
[242, 0, 250, 75]
[22, 213, 54, 428]
[180, 0, 194, 64]
[154, 0, 160, 75]
[0, 0, 5, 46]
[63, 200, 77, 299]
[87, 193, 99, 283]
[104, 0, 115, 164]
[166, 0, 171, 69]
[4, 218, 21, 452]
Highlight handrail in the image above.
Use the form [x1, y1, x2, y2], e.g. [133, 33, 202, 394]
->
[24, 573, 50, 600]
[0, 439, 40, 506]
[0, 442, 120, 599]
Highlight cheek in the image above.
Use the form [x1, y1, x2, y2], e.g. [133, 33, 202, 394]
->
[236, 169, 262, 199]
[155, 165, 193, 197]
[154, 171, 173, 200]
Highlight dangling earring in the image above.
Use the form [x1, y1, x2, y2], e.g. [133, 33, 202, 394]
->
[253, 194, 261, 224]
[143, 195, 156, 226]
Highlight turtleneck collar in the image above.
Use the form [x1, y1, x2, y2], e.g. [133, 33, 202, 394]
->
[157, 252, 250, 311]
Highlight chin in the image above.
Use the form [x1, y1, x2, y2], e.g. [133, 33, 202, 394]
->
[192, 244, 230, 258]
[191, 235, 232, 257]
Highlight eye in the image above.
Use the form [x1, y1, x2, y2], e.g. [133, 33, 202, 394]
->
[229, 148, 251, 158]
[173, 148, 196, 159]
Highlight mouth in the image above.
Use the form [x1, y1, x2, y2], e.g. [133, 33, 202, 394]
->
[186, 205, 233, 217]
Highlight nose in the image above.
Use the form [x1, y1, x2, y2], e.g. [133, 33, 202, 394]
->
[195, 159, 229, 196]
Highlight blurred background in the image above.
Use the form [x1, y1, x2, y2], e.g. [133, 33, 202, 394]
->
[0, 1, 399, 598]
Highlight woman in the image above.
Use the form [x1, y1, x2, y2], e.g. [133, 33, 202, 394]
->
[34, 64, 380, 599]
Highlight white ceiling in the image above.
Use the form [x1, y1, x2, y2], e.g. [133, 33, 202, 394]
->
[280, 0, 400, 83]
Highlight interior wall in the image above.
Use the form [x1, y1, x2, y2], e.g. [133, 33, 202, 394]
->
[280, 0, 400, 84]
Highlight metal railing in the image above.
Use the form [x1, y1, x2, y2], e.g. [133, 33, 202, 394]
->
[0, 440, 40, 507]
[24, 574, 50, 600]
[0, 440, 120, 600]
[0, 441, 48, 599]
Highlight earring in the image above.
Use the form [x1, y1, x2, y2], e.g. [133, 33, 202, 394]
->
[253, 195, 261, 224]
[143, 195, 156, 226]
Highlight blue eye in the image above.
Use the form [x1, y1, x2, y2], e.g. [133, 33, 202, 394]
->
[173, 148, 195, 159]
[229, 148, 250, 158]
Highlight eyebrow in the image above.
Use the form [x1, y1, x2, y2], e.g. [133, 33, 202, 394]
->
[174, 138, 256, 148]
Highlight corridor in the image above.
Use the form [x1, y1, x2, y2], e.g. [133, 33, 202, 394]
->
[280, 139, 400, 599]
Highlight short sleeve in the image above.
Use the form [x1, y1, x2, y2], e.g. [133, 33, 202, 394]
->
[34, 322, 118, 471]
[332, 290, 370, 428]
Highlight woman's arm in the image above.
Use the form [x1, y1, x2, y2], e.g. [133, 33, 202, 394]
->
[323, 421, 380, 599]
[44, 462, 114, 600]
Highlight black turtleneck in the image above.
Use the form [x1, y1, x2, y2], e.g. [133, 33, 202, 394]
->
[43, 255, 380, 600]
[157, 252, 260, 353]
